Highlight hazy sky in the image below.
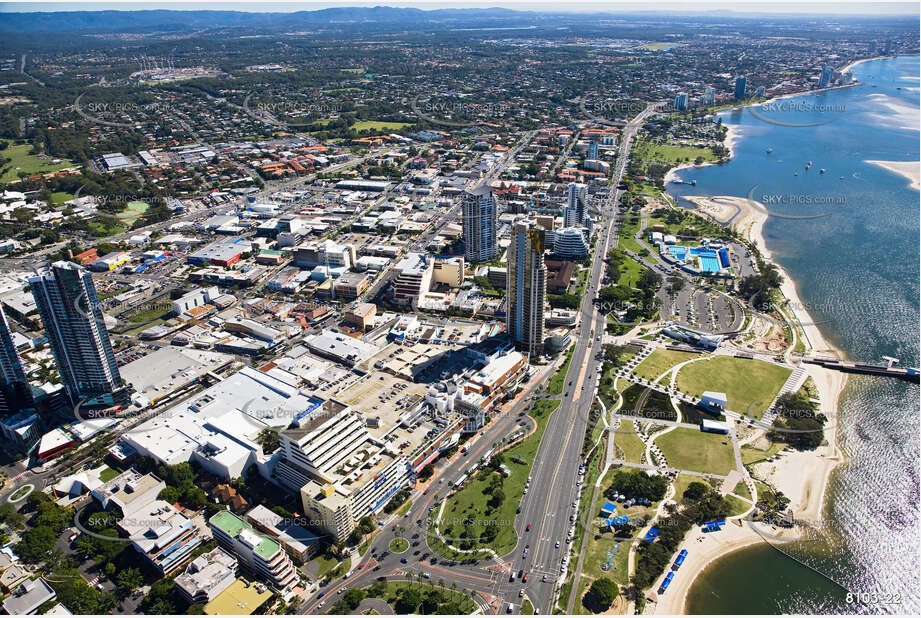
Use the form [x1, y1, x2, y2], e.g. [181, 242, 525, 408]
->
[1, 0, 918, 15]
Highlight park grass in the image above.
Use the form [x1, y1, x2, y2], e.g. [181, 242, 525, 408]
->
[366, 581, 476, 614]
[632, 138, 718, 167]
[725, 494, 752, 516]
[521, 599, 534, 614]
[87, 219, 126, 238]
[573, 578, 593, 615]
[349, 120, 411, 132]
[314, 554, 349, 580]
[613, 429, 646, 464]
[340, 67, 365, 73]
[676, 356, 791, 416]
[653, 427, 736, 476]
[0, 144, 75, 183]
[389, 537, 409, 553]
[582, 528, 630, 586]
[50, 191, 74, 205]
[98, 467, 119, 482]
[547, 347, 575, 395]
[614, 254, 646, 288]
[740, 439, 786, 465]
[733, 481, 752, 500]
[672, 473, 702, 503]
[116, 201, 150, 225]
[436, 399, 560, 557]
[126, 305, 168, 324]
[632, 349, 700, 382]
[615, 212, 644, 254]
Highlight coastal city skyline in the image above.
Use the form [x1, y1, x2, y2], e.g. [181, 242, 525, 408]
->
[0, 2, 917, 617]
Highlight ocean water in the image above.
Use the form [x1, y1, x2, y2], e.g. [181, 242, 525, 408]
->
[668, 55, 920, 614]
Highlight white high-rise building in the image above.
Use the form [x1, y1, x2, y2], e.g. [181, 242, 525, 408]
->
[564, 182, 588, 227]
[462, 185, 498, 262]
[507, 219, 547, 356]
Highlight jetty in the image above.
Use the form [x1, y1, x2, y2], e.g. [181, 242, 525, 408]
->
[803, 356, 920, 383]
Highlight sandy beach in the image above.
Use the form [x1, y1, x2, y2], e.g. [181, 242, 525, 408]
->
[866, 159, 921, 191]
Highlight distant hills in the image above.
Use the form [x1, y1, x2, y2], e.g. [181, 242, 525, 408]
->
[0, 6, 539, 33]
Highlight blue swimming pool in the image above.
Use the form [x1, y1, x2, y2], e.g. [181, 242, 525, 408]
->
[668, 246, 688, 260]
[699, 255, 722, 272]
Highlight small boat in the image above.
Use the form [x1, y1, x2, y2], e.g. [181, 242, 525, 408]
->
[806, 161, 812, 169]
[794, 172, 799, 176]
[777, 159, 783, 163]
[820, 168, 826, 174]
[766, 147, 773, 154]
[840, 176, 845, 179]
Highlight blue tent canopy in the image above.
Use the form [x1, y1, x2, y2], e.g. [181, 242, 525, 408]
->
[600, 501, 617, 515]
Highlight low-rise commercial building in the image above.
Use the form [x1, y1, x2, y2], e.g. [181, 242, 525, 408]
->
[175, 548, 239, 605]
[208, 511, 298, 591]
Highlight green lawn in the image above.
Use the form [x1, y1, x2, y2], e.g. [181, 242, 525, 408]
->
[613, 429, 646, 464]
[733, 481, 751, 500]
[654, 427, 736, 476]
[0, 144, 75, 183]
[350, 120, 411, 132]
[741, 439, 786, 465]
[632, 138, 718, 166]
[389, 537, 408, 553]
[676, 356, 791, 416]
[726, 494, 752, 516]
[395, 499, 412, 516]
[632, 349, 700, 382]
[614, 254, 647, 288]
[616, 213, 644, 254]
[50, 191, 74, 205]
[98, 467, 119, 482]
[436, 399, 560, 557]
[547, 347, 575, 395]
[116, 201, 150, 225]
[672, 473, 702, 503]
[314, 554, 349, 580]
[127, 305, 168, 324]
[521, 599, 534, 614]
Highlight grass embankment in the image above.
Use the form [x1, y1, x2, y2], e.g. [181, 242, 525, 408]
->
[435, 399, 561, 558]
[675, 356, 791, 416]
[632, 349, 700, 382]
[547, 346, 575, 395]
[653, 427, 736, 476]
[613, 428, 646, 464]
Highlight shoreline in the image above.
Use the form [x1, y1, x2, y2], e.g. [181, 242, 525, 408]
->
[656, 101, 853, 614]
[865, 159, 921, 191]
